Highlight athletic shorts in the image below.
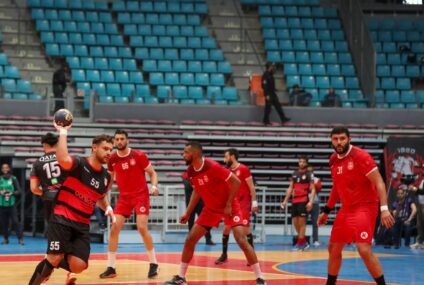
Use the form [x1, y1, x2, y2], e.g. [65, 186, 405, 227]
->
[47, 220, 90, 263]
[330, 205, 378, 244]
[292, 202, 308, 217]
[197, 204, 244, 228]
[114, 192, 150, 217]
[225, 200, 251, 227]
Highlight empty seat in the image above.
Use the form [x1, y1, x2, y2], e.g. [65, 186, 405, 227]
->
[165, 72, 179, 85]
[5, 66, 20, 78]
[188, 86, 203, 99]
[223, 87, 238, 101]
[210, 73, 225, 86]
[150, 72, 164, 85]
[17, 80, 32, 93]
[195, 73, 209, 86]
[174, 86, 188, 99]
[180, 73, 195, 85]
[130, 71, 144, 84]
[115, 71, 129, 83]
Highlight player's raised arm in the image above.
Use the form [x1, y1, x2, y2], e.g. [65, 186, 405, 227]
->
[53, 122, 73, 170]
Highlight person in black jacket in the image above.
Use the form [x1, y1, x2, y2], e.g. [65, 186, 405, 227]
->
[52, 65, 69, 111]
[262, 62, 290, 125]
[321, 87, 342, 107]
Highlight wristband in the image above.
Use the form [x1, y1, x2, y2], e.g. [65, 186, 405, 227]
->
[380, 205, 389, 212]
[322, 205, 333, 214]
[105, 205, 113, 213]
[59, 129, 68, 135]
[151, 185, 158, 190]
[252, 200, 258, 208]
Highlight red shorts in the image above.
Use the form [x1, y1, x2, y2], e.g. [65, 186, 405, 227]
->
[330, 205, 378, 244]
[225, 199, 251, 227]
[114, 192, 150, 218]
[196, 203, 244, 228]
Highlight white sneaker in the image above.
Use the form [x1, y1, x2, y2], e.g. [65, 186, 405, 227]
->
[313, 241, 321, 247]
[410, 242, 424, 249]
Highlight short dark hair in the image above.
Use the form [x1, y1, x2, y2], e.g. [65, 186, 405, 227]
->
[41, 132, 58, 147]
[114, 129, 128, 138]
[330, 127, 350, 137]
[225, 148, 239, 160]
[299, 155, 309, 163]
[186, 141, 203, 152]
[265, 62, 274, 69]
[92, 134, 113, 145]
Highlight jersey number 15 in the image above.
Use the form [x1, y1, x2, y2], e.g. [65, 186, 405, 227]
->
[43, 161, 61, 179]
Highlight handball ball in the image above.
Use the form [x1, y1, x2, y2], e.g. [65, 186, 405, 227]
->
[54, 108, 73, 127]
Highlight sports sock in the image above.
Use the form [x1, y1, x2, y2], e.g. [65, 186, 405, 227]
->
[374, 275, 386, 285]
[147, 249, 158, 264]
[28, 259, 54, 285]
[178, 262, 189, 278]
[247, 233, 254, 248]
[222, 234, 230, 255]
[252, 263, 264, 279]
[326, 274, 338, 285]
[107, 252, 117, 268]
[58, 256, 70, 272]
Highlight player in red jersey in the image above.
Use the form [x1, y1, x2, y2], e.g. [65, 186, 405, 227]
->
[318, 127, 395, 285]
[164, 142, 266, 285]
[215, 148, 258, 265]
[281, 156, 316, 250]
[100, 129, 159, 279]
[28, 123, 115, 285]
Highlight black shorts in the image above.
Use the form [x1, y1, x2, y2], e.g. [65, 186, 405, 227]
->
[47, 220, 91, 263]
[292, 202, 308, 217]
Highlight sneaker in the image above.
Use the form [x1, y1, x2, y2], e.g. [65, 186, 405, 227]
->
[148, 263, 159, 278]
[281, 117, 291, 124]
[313, 241, 320, 247]
[214, 253, 228, 265]
[18, 238, 25, 245]
[99, 267, 117, 279]
[410, 242, 424, 249]
[205, 239, 216, 245]
[40, 277, 49, 285]
[65, 272, 77, 285]
[291, 245, 300, 251]
[256, 277, 267, 285]
[1, 239, 9, 245]
[300, 243, 310, 251]
[164, 275, 187, 285]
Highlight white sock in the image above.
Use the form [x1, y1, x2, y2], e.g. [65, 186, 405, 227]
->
[179, 262, 189, 278]
[252, 263, 264, 279]
[147, 249, 158, 264]
[107, 252, 117, 268]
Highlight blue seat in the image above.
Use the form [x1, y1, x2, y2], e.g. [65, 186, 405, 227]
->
[301, 76, 315, 88]
[195, 73, 209, 86]
[287, 18, 301, 28]
[104, 47, 118, 58]
[86, 70, 100, 82]
[130, 71, 143, 84]
[146, 13, 159, 25]
[124, 24, 137, 35]
[135, 48, 148, 59]
[207, 86, 222, 99]
[218, 61, 232, 74]
[90, 46, 103, 57]
[292, 40, 306, 50]
[321, 40, 335, 52]
[32, 8, 44, 20]
[330, 76, 344, 89]
[181, 26, 194, 37]
[188, 86, 203, 99]
[2, 79, 16, 92]
[115, 71, 129, 83]
[291, 29, 304, 40]
[166, 25, 179, 37]
[181, 2, 194, 13]
[406, 65, 420, 77]
[173, 36, 187, 48]
[174, 86, 188, 99]
[299, 64, 312, 75]
[55, 33, 68, 44]
[150, 72, 164, 85]
[150, 48, 164, 60]
[109, 58, 122, 70]
[159, 14, 172, 25]
[152, 25, 166, 36]
[157, 60, 172, 72]
[188, 37, 202, 49]
[129, 36, 143, 47]
[91, 22, 104, 34]
[210, 73, 225, 86]
[164, 49, 178, 60]
[99, 12, 112, 23]
[94, 58, 108, 70]
[223, 87, 238, 101]
[123, 59, 137, 71]
[272, 6, 285, 16]
[263, 28, 276, 39]
[335, 41, 348, 52]
[328, 19, 341, 30]
[203, 61, 217, 73]
[50, 20, 64, 32]
[303, 29, 317, 40]
[17, 80, 32, 93]
[210, 50, 224, 61]
[316, 76, 330, 89]
[195, 26, 208, 37]
[173, 60, 187, 73]
[82, 33, 96, 45]
[295, 51, 309, 63]
[202, 38, 216, 49]
[188, 61, 202, 73]
[106, 83, 120, 96]
[267, 51, 281, 62]
[137, 24, 151, 36]
[181, 49, 194, 60]
[298, 6, 311, 17]
[327, 64, 340, 75]
[407, 31, 420, 41]
[385, 90, 400, 103]
[165, 73, 179, 85]
[98, 96, 113, 103]
[307, 40, 320, 51]
[67, 57, 80, 69]
[144, 36, 158, 47]
[69, 33, 82, 44]
[80, 57, 94, 69]
[174, 14, 187, 25]
[341, 64, 355, 76]
[159, 36, 173, 48]
[180, 73, 195, 85]
[310, 52, 324, 63]
[46, 43, 59, 56]
[279, 39, 292, 50]
[260, 17, 273, 28]
[40, 32, 54, 43]
[136, 84, 150, 97]
[286, 75, 300, 87]
[101, 71, 114, 83]
[285, 6, 298, 17]
[400, 90, 416, 103]
[377, 65, 390, 77]
[285, 63, 297, 75]
[397, 78, 411, 90]
[36, 20, 49, 31]
[381, 78, 395, 90]
[259, 5, 271, 15]
[338, 53, 352, 64]
[60, 44, 73, 56]
[156, 85, 171, 99]
[64, 21, 77, 33]
[5, 66, 20, 79]
[315, 19, 328, 30]
[324, 52, 338, 63]
[276, 28, 290, 39]
[346, 77, 359, 89]
[118, 47, 132, 58]
[12, 93, 28, 100]
[114, 96, 130, 103]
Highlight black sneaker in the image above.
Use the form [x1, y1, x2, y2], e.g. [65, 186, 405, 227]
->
[1, 239, 9, 245]
[256, 278, 267, 285]
[214, 253, 228, 264]
[205, 239, 216, 245]
[281, 117, 291, 124]
[148, 263, 159, 278]
[164, 275, 187, 285]
[99, 267, 117, 279]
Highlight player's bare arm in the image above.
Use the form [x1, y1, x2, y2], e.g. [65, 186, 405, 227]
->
[281, 181, 294, 209]
[29, 178, 43, 196]
[224, 173, 241, 217]
[180, 188, 201, 224]
[367, 169, 395, 228]
[306, 183, 316, 212]
[145, 165, 159, 196]
[53, 121, 73, 170]
[246, 177, 258, 214]
[405, 203, 417, 225]
[97, 196, 116, 224]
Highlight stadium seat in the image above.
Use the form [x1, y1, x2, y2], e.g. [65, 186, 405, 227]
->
[188, 86, 203, 99]
[173, 86, 188, 99]
[150, 72, 164, 85]
[180, 73, 195, 85]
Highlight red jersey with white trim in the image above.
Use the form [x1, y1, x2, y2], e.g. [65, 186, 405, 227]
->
[108, 149, 150, 197]
[53, 156, 110, 225]
[186, 158, 234, 212]
[327, 145, 379, 209]
[231, 163, 252, 202]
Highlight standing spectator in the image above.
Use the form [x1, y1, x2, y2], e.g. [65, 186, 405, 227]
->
[215, 148, 258, 264]
[99, 129, 159, 279]
[164, 142, 266, 285]
[385, 185, 416, 248]
[182, 172, 215, 245]
[289, 84, 312, 107]
[281, 156, 316, 251]
[262, 62, 290, 125]
[321, 87, 342, 107]
[307, 164, 322, 247]
[318, 127, 395, 285]
[410, 166, 424, 249]
[0, 163, 24, 245]
[52, 64, 70, 111]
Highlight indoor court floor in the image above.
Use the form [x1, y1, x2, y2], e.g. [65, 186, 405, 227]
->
[1, 235, 422, 285]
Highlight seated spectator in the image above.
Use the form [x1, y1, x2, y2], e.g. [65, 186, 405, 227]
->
[289, 84, 312, 107]
[321, 87, 342, 107]
[410, 165, 424, 249]
[385, 185, 416, 249]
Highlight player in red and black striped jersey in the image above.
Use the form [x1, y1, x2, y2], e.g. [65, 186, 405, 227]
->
[28, 122, 115, 285]
[281, 156, 316, 251]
